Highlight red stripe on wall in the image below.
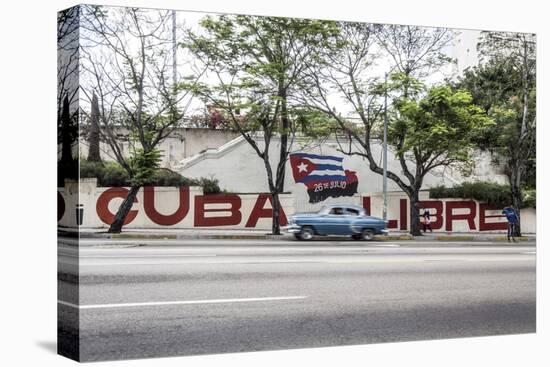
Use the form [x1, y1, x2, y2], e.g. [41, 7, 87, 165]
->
[400, 199, 407, 230]
[362, 196, 371, 215]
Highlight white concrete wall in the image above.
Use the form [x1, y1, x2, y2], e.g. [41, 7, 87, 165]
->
[78, 128, 240, 169]
[58, 181, 535, 233]
[178, 136, 508, 213]
[364, 191, 535, 234]
[58, 179, 295, 230]
[519, 208, 537, 234]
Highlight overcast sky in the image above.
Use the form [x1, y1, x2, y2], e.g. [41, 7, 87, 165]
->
[77, 6, 484, 119]
[170, 9, 483, 116]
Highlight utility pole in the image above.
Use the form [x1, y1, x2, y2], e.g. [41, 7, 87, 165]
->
[383, 72, 388, 221]
[172, 10, 177, 87]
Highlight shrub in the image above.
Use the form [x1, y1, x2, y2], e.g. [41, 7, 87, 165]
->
[100, 162, 130, 187]
[150, 169, 197, 187]
[430, 181, 511, 208]
[80, 160, 130, 187]
[196, 177, 222, 195]
[429, 181, 535, 208]
[79, 159, 224, 194]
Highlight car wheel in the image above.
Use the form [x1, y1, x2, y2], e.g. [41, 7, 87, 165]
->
[298, 226, 315, 241]
[361, 229, 375, 241]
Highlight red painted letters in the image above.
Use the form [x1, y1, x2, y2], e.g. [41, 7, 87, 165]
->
[419, 201, 444, 230]
[194, 194, 242, 227]
[143, 187, 189, 226]
[445, 201, 477, 231]
[479, 203, 508, 231]
[86, 188, 515, 232]
[245, 194, 288, 227]
[96, 187, 139, 225]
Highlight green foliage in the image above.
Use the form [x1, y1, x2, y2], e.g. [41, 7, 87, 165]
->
[456, 58, 536, 189]
[80, 160, 129, 186]
[294, 108, 339, 139]
[182, 14, 340, 135]
[456, 60, 532, 150]
[128, 148, 162, 186]
[387, 72, 425, 98]
[195, 177, 223, 195]
[149, 171, 222, 193]
[430, 181, 535, 208]
[182, 13, 339, 235]
[389, 79, 495, 175]
[148, 169, 194, 187]
[97, 163, 129, 187]
[430, 181, 510, 208]
[79, 159, 222, 194]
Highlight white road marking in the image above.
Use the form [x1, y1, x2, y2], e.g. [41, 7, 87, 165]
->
[58, 296, 308, 310]
[520, 251, 536, 254]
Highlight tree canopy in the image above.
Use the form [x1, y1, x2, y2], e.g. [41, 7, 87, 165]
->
[79, 6, 199, 232]
[456, 31, 535, 234]
[299, 22, 478, 235]
[182, 14, 339, 234]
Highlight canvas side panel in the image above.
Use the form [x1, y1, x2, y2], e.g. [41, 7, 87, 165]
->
[57, 4, 81, 362]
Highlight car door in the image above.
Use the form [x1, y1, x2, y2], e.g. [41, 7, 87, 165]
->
[325, 207, 351, 235]
[343, 208, 361, 234]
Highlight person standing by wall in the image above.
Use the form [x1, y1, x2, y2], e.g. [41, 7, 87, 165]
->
[502, 205, 519, 242]
[422, 209, 433, 233]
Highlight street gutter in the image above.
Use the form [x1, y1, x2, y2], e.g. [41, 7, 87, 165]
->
[59, 230, 535, 243]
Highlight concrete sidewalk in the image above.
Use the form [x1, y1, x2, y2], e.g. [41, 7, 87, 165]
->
[59, 227, 536, 242]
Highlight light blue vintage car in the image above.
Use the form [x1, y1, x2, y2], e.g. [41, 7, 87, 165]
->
[285, 204, 388, 241]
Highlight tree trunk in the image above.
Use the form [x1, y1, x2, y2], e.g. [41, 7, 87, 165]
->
[409, 191, 422, 236]
[274, 88, 289, 236]
[108, 186, 140, 233]
[509, 153, 523, 236]
[272, 159, 286, 236]
[510, 174, 523, 237]
[271, 191, 281, 235]
[512, 188, 523, 237]
[87, 93, 102, 162]
[261, 152, 281, 236]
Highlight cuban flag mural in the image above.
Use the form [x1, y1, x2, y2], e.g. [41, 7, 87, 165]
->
[289, 153, 358, 203]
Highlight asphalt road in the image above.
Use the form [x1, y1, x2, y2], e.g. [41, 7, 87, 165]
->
[58, 239, 536, 362]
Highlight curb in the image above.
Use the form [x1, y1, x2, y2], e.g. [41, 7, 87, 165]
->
[61, 232, 412, 241]
[119, 234, 295, 241]
[60, 231, 283, 241]
[431, 235, 533, 242]
[60, 231, 535, 242]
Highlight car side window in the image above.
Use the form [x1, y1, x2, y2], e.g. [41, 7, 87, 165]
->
[329, 207, 345, 215]
[346, 208, 360, 216]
